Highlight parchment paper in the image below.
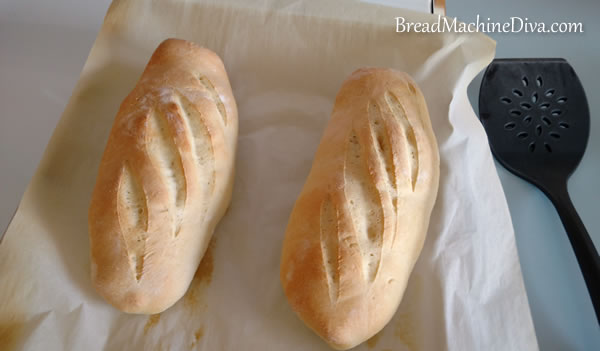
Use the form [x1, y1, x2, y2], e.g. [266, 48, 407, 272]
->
[0, 0, 538, 350]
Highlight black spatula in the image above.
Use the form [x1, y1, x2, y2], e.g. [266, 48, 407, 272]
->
[478, 58, 600, 324]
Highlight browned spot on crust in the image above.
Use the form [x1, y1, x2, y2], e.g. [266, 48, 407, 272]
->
[407, 82, 417, 95]
[194, 239, 215, 284]
[190, 326, 204, 349]
[394, 275, 423, 351]
[366, 330, 382, 348]
[156, 339, 167, 351]
[184, 238, 216, 308]
[143, 313, 161, 335]
[0, 319, 24, 351]
[194, 326, 204, 341]
[0, 282, 26, 351]
[395, 315, 417, 351]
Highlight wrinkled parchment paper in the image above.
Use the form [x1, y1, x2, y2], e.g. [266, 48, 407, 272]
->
[0, 0, 538, 350]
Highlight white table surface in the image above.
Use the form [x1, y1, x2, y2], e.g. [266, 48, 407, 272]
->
[1, 0, 599, 350]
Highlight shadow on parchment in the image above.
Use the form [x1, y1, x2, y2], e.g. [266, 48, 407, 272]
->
[29, 59, 142, 303]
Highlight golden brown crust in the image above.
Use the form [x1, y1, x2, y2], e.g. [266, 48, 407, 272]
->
[280, 68, 439, 349]
[88, 39, 237, 314]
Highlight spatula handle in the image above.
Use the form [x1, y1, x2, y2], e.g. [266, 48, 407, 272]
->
[549, 185, 600, 325]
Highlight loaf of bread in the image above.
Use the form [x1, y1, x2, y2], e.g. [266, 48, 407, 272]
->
[280, 68, 439, 349]
[88, 39, 237, 314]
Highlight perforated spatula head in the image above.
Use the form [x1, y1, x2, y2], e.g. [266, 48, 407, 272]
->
[478, 58, 589, 193]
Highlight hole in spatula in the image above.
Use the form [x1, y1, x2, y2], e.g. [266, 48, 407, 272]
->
[542, 117, 552, 126]
[510, 110, 522, 117]
[521, 102, 532, 110]
[517, 132, 528, 139]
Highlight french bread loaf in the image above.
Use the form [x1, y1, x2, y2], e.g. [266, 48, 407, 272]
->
[88, 39, 237, 314]
[280, 68, 439, 349]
